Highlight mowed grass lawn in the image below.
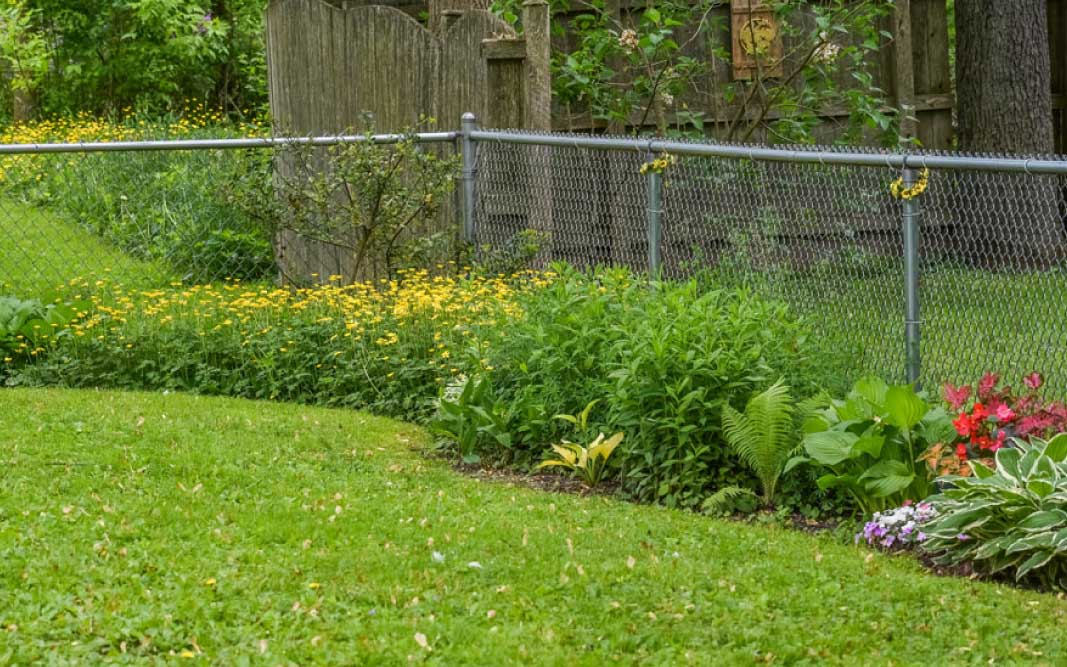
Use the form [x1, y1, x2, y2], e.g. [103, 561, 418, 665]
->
[0, 199, 167, 295]
[1, 389, 1066, 665]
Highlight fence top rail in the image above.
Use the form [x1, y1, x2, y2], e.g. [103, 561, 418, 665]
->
[0, 132, 460, 155]
[469, 128, 1067, 176]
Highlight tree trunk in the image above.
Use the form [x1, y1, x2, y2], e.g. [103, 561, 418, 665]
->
[954, 0, 1063, 268]
[956, 0, 1053, 153]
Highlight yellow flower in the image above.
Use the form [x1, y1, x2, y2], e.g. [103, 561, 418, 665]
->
[308, 582, 321, 590]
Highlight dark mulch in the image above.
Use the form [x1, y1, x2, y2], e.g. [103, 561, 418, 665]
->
[452, 461, 620, 497]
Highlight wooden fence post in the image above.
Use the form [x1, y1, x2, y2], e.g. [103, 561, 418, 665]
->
[891, 0, 917, 140]
[482, 38, 527, 128]
[522, 0, 552, 131]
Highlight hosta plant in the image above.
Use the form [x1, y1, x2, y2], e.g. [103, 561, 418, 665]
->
[789, 377, 956, 515]
[537, 432, 624, 488]
[922, 434, 1067, 591]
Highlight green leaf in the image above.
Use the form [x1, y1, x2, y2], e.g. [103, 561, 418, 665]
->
[995, 448, 1022, 484]
[883, 385, 928, 430]
[803, 431, 859, 466]
[968, 460, 996, 479]
[1028, 479, 1056, 499]
[851, 376, 888, 407]
[858, 460, 914, 498]
[1007, 532, 1057, 553]
[1018, 510, 1067, 532]
[783, 456, 808, 474]
[851, 434, 885, 458]
[1016, 551, 1055, 581]
[1044, 433, 1067, 462]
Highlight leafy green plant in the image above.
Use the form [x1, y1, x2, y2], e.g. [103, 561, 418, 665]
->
[0, 295, 83, 355]
[717, 379, 797, 508]
[457, 265, 835, 509]
[494, 0, 900, 143]
[790, 377, 956, 515]
[429, 376, 513, 464]
[554, 399, 600, 437]
[537, 431, 624, 488]
[260, 121, 461, 283]
[922, 434, 1067, 591]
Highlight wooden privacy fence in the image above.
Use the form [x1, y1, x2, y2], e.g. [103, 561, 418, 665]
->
[265, 0, 551, 281]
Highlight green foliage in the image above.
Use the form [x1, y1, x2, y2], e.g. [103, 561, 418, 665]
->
[923, 435, 1067, 591]
[429, 376, 512, 464]
[721, 379, 797, 507]
[494, 0, 901, 143]
[460, 265, 833, 509]
[7, 0, 268, 118]
[11, 147, 275, 283]
[241, 123, 461, 282]
[537, 431, 624, 488]
[0, 293, 84, 369]
[472, 228, 550, 278]
[700, 485, 759, 516]
[792, 377, 955, 515]
[0, 2, 49, 101]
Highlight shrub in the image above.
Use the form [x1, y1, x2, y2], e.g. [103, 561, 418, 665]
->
[457, 266, 830, 509]
[922, 435, 1067, 591]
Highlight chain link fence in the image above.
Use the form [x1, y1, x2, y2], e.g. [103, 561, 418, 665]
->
[0, 132, 459, 295]
[2, 124, 1066, 392]
[470, 130, 1067, 391]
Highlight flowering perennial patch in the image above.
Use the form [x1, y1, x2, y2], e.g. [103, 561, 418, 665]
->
[858, 500, 938, 550]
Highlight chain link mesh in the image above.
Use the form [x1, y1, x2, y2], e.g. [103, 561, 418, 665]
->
[474, 137, 1067, 392]
[4, 134, 1067, 393]
[0, 148, 276, 295]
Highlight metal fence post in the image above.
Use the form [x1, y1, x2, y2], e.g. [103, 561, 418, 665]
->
[460, 113, 478, 246]
[902, 165, 922, 386]
[646, 158, 664, 277]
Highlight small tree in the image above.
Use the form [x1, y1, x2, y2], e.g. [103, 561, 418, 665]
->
[229, 123, 461, 284]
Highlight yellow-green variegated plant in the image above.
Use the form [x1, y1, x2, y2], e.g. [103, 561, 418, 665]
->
[537, 432, 624, 488]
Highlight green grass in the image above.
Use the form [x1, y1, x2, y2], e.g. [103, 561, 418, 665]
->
[750, 265, 1067, 393]
[0, 199, 168, 296]
[2, 388, 1066, 665]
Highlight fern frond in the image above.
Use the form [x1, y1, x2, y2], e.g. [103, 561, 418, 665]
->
[701, 486, 758, 515]
[721, 379, 796, 505]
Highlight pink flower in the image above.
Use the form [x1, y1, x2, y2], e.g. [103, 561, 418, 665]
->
[995, 403, 1016, 422]
[1024, 372, 1043, 390]
[942, 383, 971, 411]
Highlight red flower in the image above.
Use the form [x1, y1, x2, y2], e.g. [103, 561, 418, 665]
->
[953, 413, 976, 437]
[1024, 372, 1043, 390]
[956, 443, 969, 460]
[978, 373, 1000, 400]
[942, 383, 972, 411]
[972, 402, 988, 421]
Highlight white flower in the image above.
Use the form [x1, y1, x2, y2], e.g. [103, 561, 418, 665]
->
[432, 551, 445, 563]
